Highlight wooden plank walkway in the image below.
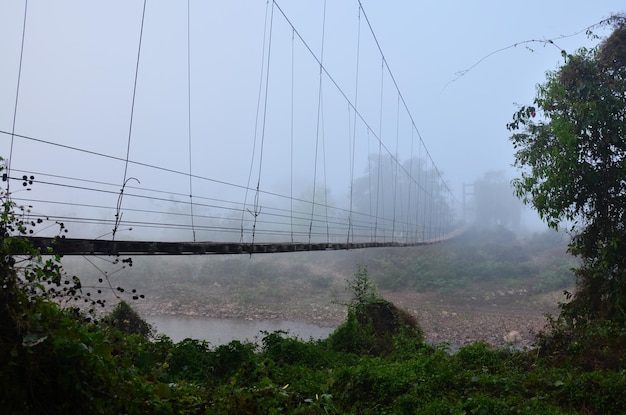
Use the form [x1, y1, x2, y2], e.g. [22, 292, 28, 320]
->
[24, 226, 469, 256]
[26, 236, 442, 256]
[20, 226, 468, 255]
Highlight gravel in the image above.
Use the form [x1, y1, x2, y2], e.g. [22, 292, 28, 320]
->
[135, 288, 561, 349]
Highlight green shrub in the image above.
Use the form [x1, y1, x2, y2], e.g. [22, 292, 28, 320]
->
[453, 342, 513, 372]
[103, 300, 153, 337]
[536, 316, 626, 370]
[327, 266, 425, 356]
[210, 339, 257, 379]
[261, 330, 334, 368]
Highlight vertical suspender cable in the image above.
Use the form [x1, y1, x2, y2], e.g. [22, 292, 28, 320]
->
[366, 129, 373, 241]
[438, 184, 444, 239]
[439, 178, 444, 238]
[308, 0, 327, 245]
[407, 127, 414, 243]
[6, 0, 29, 195]
[346, 102, 354, 243]
[347, 5, 361, 245]
[375, 141, 381, 241]
[392, 92, 400, 241]
[290, 28, 295, 244]
[436, 178, 442, 239]
[374, 57, 385, 241]
[242, 0, 271, 244]
[321, 92, 330, 243]
[416, 135, 423, 241]
[251, 1, 275, 248]
[319, 5, 330, 243]
[427, 161, 434, 240]
[357, 0, 457, 231]
[347, 104, 353, 241]
[113, 0, 147, 242]
[187, 0, 197, 242]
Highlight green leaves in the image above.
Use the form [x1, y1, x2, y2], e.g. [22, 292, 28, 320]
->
[344, 264, 379, 311]
[509, 17, 626, 324]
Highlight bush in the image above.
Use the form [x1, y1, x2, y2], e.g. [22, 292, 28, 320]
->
[536, 316, 626, 370]
[326, 266, 424, 356]
[103, 300, 153, 337]
[261, 330, 334, 368]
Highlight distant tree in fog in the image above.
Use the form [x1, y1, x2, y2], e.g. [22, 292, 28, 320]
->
[473, 171, 522, 231]
[351, 154, 454, 241]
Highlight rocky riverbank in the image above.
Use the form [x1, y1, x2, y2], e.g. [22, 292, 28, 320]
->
[134, 288, 560, 348]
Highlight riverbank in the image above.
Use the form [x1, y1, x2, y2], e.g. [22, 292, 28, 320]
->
[134, 288, 560, 348]
[60, 232, 571, 349]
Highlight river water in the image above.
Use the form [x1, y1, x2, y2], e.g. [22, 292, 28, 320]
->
[146, 315, 336, 345]
[145, 315, 470, 354]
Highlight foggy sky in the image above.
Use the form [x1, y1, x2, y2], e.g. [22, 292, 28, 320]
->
[0, 1, 622, 241]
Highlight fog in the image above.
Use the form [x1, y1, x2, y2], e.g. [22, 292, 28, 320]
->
[1, 1, 620, 243]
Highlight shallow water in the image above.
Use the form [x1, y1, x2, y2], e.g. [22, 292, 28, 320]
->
[146, 315, 336, 345]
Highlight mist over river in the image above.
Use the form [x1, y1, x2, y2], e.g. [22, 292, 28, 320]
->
[146, 315, 336, 345]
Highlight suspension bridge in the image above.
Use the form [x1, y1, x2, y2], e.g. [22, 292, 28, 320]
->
[1, 1, 462, 256]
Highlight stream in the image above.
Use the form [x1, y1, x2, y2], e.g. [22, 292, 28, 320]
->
[146, 315, 336, 345]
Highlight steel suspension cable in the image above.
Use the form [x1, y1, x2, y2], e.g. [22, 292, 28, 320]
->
[7, 0, 29, 195]
[321, 89, 330, 243]
[374, 57, 385, 241]
[251, 1, 275, 248]
[272, 1, 434, 201]
[348, 4, 362, 245]
[392, 92, 400, 241]
[407, 127, 415, 243]
[356, 0, 456, 203]
[290, 28, 295, 244]
[417, 134, 424, 241]
[242, 0, 271, 244]
[308, 0, 327, 245]
[187, 0, 197, 242]
[114, 0, 147, 241]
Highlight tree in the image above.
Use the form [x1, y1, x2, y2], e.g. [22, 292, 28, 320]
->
[507, 15, 626, 323]
[473, 170, 522, 231]
[351, 154, 454, 242]
[104, 300, 154, 337]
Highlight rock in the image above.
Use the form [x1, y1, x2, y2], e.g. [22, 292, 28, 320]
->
[504, 330, 522, 345]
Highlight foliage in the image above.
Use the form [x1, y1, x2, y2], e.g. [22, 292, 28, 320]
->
[104, 300, 154, 337]
[3, 161, 626, 414]
[0, 167, 83, 309]
[507, 15, 626, 324]
[535, 316, 626, 370]
[160, 337, 256, 384]
[326, 266, 425, 356]
[351, 226, 576, 294]
[0, 159, 191, 414]
[343, 264, 379, 310]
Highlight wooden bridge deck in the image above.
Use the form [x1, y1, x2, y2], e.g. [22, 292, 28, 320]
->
[25, 236, 441, 256]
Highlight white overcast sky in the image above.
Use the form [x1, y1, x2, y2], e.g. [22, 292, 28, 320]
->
[0, 1, 623, 239]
